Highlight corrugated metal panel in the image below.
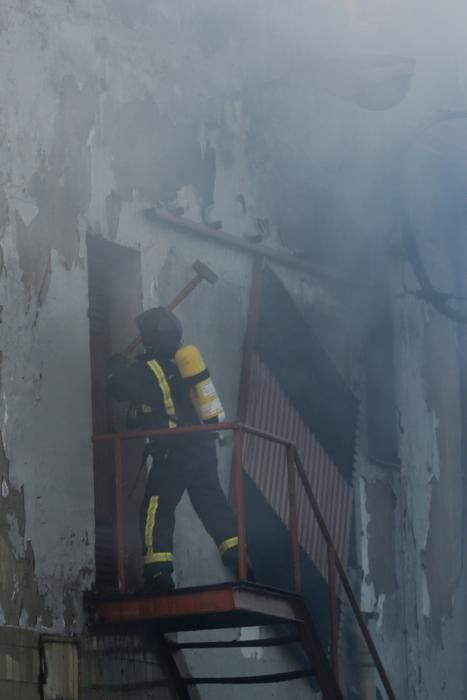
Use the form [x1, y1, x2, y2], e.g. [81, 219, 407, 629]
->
[243, 352, 353, 581]
[255, 266, 357, 481]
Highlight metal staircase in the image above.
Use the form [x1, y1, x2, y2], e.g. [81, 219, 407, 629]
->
[90, 581, 338, 697]
[89, 422, 397, 699]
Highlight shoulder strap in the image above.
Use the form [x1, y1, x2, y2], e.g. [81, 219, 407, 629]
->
[146, 360, 177, 428]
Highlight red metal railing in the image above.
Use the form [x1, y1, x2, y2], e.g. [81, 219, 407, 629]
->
[94, 421, 396, 700]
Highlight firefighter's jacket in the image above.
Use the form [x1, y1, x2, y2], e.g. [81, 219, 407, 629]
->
[107, 352, 209, 447]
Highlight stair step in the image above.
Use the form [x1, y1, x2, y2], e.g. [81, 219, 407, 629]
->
[169, 632, 301, 650]
[184, 669, 315, 685]
[91, 582, 303, 631]
[87, 583, 346, 697]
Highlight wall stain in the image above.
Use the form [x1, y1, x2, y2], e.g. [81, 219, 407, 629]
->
[16, 75, 100, 306]
[0, 186, 8, 234]
[105, 191, 122, 241]
[423, 314, 463, 641]
[0, 431, 52, 628]
[366, 478, 398, 598]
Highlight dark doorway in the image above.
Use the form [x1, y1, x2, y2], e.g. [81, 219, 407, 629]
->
[87, 235, 143, 590]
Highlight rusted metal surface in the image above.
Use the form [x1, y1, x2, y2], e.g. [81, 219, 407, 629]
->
[233, 429, 248, 580]
[93, 583, 302, 630]
[240, 422, 291, 447]
[95, 586, 236, 625]
[242, 352, 353, 581]
[94, 421, 396, 700]
[94, 420, 292, 446]
[93, 421, 240, 443]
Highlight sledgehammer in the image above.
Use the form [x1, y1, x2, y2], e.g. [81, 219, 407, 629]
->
[124, 259, 218, 355]
[166, 259, 218, 311]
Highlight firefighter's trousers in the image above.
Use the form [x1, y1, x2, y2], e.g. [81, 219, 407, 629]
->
[141, 440, 238, 579]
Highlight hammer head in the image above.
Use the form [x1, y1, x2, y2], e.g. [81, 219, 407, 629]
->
[192, 259, 219, 285]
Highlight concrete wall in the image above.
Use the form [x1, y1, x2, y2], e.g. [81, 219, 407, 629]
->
[353, 200, 467, 698]
[0, 0, 263, 635]
[263, 2, 467, 698]
[0, 627, 40, 700]
[0, 1, 322, 697]
[1, 0, 467, 698]
[0, 627, 177, 700]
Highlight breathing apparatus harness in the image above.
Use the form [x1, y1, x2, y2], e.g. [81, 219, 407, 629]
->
[126, 308, 226, 500]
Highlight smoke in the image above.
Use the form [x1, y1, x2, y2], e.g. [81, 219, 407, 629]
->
[190, 0, 467, 296]
[86, 0, 467, 308]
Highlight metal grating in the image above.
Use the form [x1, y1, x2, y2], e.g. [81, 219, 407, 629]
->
[242, 352, 353, 580]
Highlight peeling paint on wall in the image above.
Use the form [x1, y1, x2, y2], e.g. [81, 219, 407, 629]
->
[104, 95, 217, 209]
[421, 315, 463, 640]
[0, 187, 8, 232]
[0, 1, 466, 698]
[0, 430, 52, 628]
[16, 76, 99, 306]
[366, 479, 398, 599]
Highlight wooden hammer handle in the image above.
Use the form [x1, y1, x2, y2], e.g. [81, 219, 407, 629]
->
[123, 273, 204, 356]
[166, 273, 202, 311]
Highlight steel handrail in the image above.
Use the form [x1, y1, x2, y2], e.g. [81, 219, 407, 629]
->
[93, 421, 396, 699]
[93, 421, 291, 446]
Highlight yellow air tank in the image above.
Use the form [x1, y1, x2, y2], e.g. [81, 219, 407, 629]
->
[175, 345, 226, 424]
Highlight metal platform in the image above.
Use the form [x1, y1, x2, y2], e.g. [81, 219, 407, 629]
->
[90, 582, 303, 632]
[92, 422, 396, 699]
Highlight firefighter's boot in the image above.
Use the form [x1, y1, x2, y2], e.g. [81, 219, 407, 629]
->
[141, 571, 175, 595]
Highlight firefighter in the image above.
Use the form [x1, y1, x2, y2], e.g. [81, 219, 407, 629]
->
[107, 307, 240, 593]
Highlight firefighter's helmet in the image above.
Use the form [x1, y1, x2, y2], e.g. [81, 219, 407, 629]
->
[137, 307, 182, 356]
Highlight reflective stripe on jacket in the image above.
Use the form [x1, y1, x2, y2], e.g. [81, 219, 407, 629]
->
[146, 360, 177, 429]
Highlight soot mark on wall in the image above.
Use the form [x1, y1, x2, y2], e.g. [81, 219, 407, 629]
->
[0, 425, 52, 627]
[366, 479, 398, 598]
[16, 75, 99, 306]
[104, 95, 217, 208]
[423, 314, 463, 640]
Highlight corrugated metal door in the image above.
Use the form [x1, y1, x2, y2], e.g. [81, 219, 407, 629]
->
[237, 263, 357, 584]
[88, 237, 117, 589]
[242, 352, 353, 580]
[87, 235, 144, 591]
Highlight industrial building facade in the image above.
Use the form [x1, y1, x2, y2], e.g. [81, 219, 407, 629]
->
[1, 1, 467, 698]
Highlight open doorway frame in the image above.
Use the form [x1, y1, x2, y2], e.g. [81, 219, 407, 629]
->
[87, 234, 144, 590]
